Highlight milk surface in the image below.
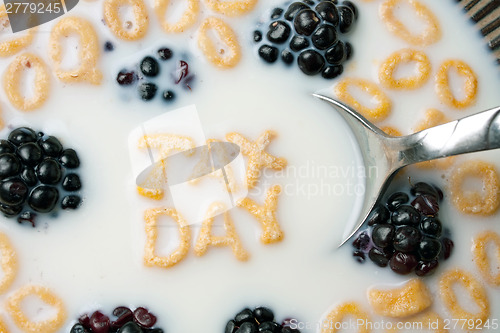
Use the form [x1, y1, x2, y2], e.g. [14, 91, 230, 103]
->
[0, 0, 499, 332]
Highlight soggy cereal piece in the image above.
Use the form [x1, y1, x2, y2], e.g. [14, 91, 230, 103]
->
[379, 49, 431, 90]
[226, 130, 287, 189]
[381, 126, 402, 137]
[194, 202, 249, 261]
[379, 0, 441, 46]
[0, 6, 35, 57]
[0, 232, 17, 294]
[104, 0, 148, 40]
[413, 109, 455, 169]
[49, 17, 103, 85]
[321, 301, 371, 333]
[472, 231, 500, 286]
[334, 78, 392, 123]
[368, 278, 432, 318]
[205, 0, 258, 16]
[385, 311, 447, 333]
[435, 59, 477, 109]
[6, 285, 66, 333]
[439, 268, 490, 325]
[0, 316, 9, 332]
[3, 53, 50, 111]
[155, 0, 199, 33]
[237, 185, 284, 244]
[198, 17, 242, 68]
[449, 160, 500, 215]
[144, 207, 191, 268]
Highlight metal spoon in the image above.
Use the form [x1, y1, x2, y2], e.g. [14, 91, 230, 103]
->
[313, 94, 500, 247]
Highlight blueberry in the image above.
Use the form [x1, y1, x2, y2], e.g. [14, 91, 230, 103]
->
[258, 321, 281, 332]
[352, 230, 371, 251]
[419, 216, 442, 237]
[225, 320, 236, 333]
[28, 185, 59, 213]
[0, 178, 28, 206]
[0, 203, 22, 217]
[253, 30, 263, 42]
[418, 237, 442, 261]
[281, 49, 294, 64]
[140, 56, 160, 77]
[138, 82, 158, 101]
[62, 173, 82, 191]
[386, 191, 409, 211]
[342, 0, 358, 19]
[117, 322, 143, 333]
[415, 260, 439, 277]
[104, 41, 114, 51]
[111, 306, 134, 328]
[258, 45, 279, 63]
[294, 9, 320, 36]
[321, 65, 343, 79]
[267, 21, 291, 43]
[36, 159, 62, 185]
[353, 250, 366, 263]
[20, 166, 37, 186]
[410, 182, 439, 199]
[0, 153, 21, 179]
[235, 308, 254, 325]
[71, 323, 90, 333]
[289, 35, 309, 52]
[315, 1, 339, 25]
[366, 204, 390, 226]
[38, 135, 63, 157]
[442, 237, 454, 259]
[61, 195, 81, 209]
[345, 41, 353, 60]
[311, 24, 337, 50]
[157, 47, 173, 60]
[325, 40, 346, 64]
[338, 5, 355, 33]
[368, 247, 393, 267]
[59, 149, 80, 168]
[391, 205, 421, 225]
[116, 71, 136, 85]
[253, 307, 274, 323]
[393, 226, 421, 253]
[270, 7, 284, 19]
[284, 2, 309, 21]
[8, 127, 37, 146]
[16, 142, 43, 166]
[162, 90, 175, 101]
[235, 322, 258, 333]
[0, 140, 15, 154]
[390, 251, 418, 275]
[411, 194, 439, 216]
[372, 224, 395, 248]
[297, 50, 325, 75]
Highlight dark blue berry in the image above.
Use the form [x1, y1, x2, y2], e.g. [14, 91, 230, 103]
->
[62, 173, 81, 191]
[270, 7, 284, 19]
[28, 185, 59, 213]
[8, 127, 37, 146]
[345, 41, 353, 60]
[353, 250, 366, 263]
[59, 148, 80, 168]
[294, 9, 320, 36]
[138, 82, 158, 101]
[393, 226, 421, 253]
[162, 90, 175, 101]
[338, 5, 355, 33]
[410, 182, 439, 199]
[117, 71, 136, 85]
[61, 195, 81, 209]
[71, 323, 90, 333]
[267, 21, 291, 44]
[157, 47, 173, 60]
[391, 205, 421, 225]
[419, 216, 442, 237]
[418, 237, 442, 261]
[253, 30, 263, 42]
[16, 142, 43, 166]
[389, 251, 418, 275]
[415, 260, 439, 276]
[0, 140, 15, 154]
[289, 35, 310, 51]
[321, 65, 343, 79]
[342, 0, 358, 19]
[368, 247, 393, 267]
[312, 24, 337, 50]
[442, 237, 454, 259]
[258, 45, 279, 63]
[140, 56, 160, 77]
[236, 322, 258, 333]
[284, 2, 310, 21]
[411, 194, 439, 216]
[38, 135, 63, 157]
[20, 166, 37, 186]
[281, 49, 294, 64]
[0, 203, 22, 217]
[0, 153, 21, 179]
[0, 178, 28, 206]
[325, 40, 346, 64]
[104, 41, 114, 51]
[352, 230, 371, 251]
[316, 1, 339, 25]
[386, 192, 409, 211]
[367, 204, 390, 226]
[259, 321, 281, 332]
[235, 308, 254, 325]
[372, 224, 395, 248]
[36, 159, 62, 185]
[297, 50, 325, 75]
[225, 320, 236, 333]
[253, 307, 274, 323]
[117, 322, 143, 333]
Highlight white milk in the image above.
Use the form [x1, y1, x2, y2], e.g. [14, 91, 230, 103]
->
[0, 0, 499, 332]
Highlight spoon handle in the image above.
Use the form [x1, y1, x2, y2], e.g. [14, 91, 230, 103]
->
[402, 106, 500, 165]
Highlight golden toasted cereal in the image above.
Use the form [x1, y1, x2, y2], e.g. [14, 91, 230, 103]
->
[104, 0, 148, 40]
[435, 59, 477, 109]
[237, 185, 284, 244]
[334, 77, 392, 123]
[137, 134, 195, 200]
[6, 285, 66, 333]
[439, 268, 490, 325]
[381, 126, 402, 137]
[49, 16, 103, 85]
[379, 49, 431, 90]
[379, 0, 441, 46]
[368, 278, 432, 318]
[198, 17, 242, 68]
[3, 53, 50, 111]
[385, 311, 447, 333]
[155, 0, 199, 33]
[194, 202, 249, 261]
[413, 109, 455, 169]
[226, 130, 287, 189]
[449, 160, 500, 215]
[472, 231, 500, 286]
[205, 0, 258, 16]
[321, 301, 371, 333]
[0, 232, 17, 295]
[0, 6, 35, 57]
[0, 315, 9, 332]
[144, 207, 191, 268]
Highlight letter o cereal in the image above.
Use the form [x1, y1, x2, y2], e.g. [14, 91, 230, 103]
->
[334, 78, 392, 123]
[154, 0, 199, 33]
[0, 6, 35, 57]
[379, 0, 441, 46]
[435, 59, 478, 109]
[472, 231, 500, 286]
[104, 0, 148, 40]
[49, 17, 103, 85]
[379, 49, 431, 90]
[205, 0, 258, 17]
[3, 53, 50, 111]
[321, 301, 371, 333]
[6, 285, 66, 333]
[0, 232, 17, 294]
[439, 269, 490, 325]
[449, 160, 500, 215]
[198, 17, 241, 68]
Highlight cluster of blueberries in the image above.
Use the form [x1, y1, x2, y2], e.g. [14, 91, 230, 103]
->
[225, 307, 300, 333]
